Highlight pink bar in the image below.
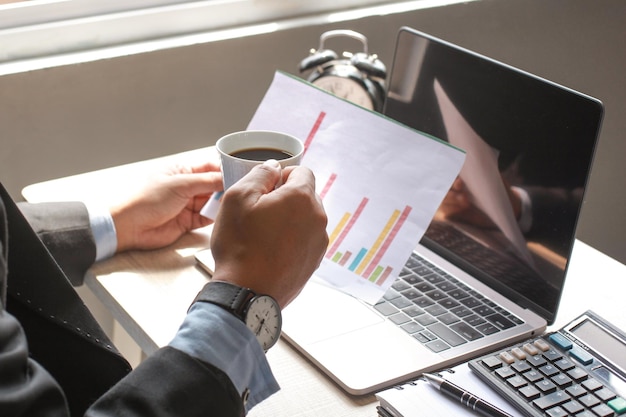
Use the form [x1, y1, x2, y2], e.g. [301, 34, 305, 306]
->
[376, 266, 394, 286]
[339, 251, 353, 266]
[303, 111, 326, 155]
[326, 197, 369, 257]
[319, 173, 337, 200]
[362, 205, 412, 278]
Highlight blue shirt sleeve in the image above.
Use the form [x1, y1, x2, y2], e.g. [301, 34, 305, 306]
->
[168, 302, 280, 412]
[85, 204, 117, 261]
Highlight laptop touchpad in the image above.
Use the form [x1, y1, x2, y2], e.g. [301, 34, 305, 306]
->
[282, 278, 384, 345]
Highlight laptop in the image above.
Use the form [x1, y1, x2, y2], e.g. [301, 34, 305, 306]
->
[280, 27, 604, 395]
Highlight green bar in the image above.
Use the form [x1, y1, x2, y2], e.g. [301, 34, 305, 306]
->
[332, 252, 343, 263]
[369, 265, 384, 282]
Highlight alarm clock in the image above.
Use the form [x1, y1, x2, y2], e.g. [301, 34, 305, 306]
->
[299, 30, 387, 112]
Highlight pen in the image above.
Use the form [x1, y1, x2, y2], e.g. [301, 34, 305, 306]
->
[423, 373, 514, 417]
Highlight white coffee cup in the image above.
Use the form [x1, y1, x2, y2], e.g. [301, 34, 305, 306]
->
[216, 130, 304, 190]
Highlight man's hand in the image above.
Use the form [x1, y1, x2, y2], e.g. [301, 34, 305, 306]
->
[110, 160, 223, 252]
[210, 160, 328, 309]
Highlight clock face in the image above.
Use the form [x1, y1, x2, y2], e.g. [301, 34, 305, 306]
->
[313, 75, 374, 110]
[245, 295, 282, 350]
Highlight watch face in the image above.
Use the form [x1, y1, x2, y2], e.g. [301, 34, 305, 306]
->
[245, 295, 282, 350]
[313, 75, 374, 110]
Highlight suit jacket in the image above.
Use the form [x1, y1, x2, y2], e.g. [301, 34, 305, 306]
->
[0, 183, 244, 417]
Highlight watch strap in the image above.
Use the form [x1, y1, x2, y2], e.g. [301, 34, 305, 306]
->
[192, 281, 256, 321]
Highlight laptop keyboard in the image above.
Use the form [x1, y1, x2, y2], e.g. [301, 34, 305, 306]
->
[374, 252, 524, 353]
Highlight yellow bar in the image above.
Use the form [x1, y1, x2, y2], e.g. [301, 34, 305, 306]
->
[328, 212, 351, 248]
[355, 209, 401, 275]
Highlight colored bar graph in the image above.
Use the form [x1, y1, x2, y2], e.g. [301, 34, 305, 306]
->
[326, 197, 369, 258]
[354, 208, 402, 275]
[361, 205, 413, 279]
[338, 251, 352, 266]
[319, 170, 413, 287]
[369, 265, 384, 283]
[377, 266, 394, 286]
[349, 248, 368, 271]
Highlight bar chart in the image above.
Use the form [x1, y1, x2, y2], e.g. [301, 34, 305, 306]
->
[321, 172, 413, 287]
[246, 71, 465, 303]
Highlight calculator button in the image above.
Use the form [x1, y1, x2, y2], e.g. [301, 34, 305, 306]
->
[551, 373, 573, 388]
[527, 355, 547, 367]
[511, 347, 526, 360]
[569, 345, 594, 365]
[561, 400, 584, 414]
[549, 333, 573, 350]
[593, 403, 617, 417]
[543, 349, 563, 362]
[566, 384, 587, 398]
[519, 385, 541, 400]
[495, 366, 516, 379]
[523, 369, 544, 383]
[608, 396, 626, 414]
[578, 393, 601, 408]
[539, 364, 560, 377]
[512, 360, 531, 373]
[532, 390, 570, 410]
[506, 375, 527, 389]
[536, 379, 558, 394]
[545, 406, 568, 417]
[554, 357, 575, 371]
[534, 338, 551, 352]
[523, 343, 540, 356]
[581, 378, 603, 392]
[481, 355, 503, 370]
[595, 387, 617, 402]
[567, 367, 589, 382]
[499, 351, 515, 364]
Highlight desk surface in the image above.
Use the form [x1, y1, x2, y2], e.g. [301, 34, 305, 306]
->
[23, 148, 626, 417]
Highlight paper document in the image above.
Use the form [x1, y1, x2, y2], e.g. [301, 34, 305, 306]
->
[433, 79, 533, 265]
[245, 71, 465, 303]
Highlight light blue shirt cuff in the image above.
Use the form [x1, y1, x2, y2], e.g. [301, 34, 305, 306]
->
[169, 302, 279, 412]
[85, 204, 117, 261]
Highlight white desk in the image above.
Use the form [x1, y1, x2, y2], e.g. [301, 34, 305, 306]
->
[23, 148, 626, 417]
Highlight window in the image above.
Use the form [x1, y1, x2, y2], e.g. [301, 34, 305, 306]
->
[0, 0, 474, 69]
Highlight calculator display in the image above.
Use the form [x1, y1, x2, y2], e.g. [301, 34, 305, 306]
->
[570, 319, 626, 372]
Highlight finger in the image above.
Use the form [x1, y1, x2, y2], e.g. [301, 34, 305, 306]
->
[281, 165, 316, 191]
[168, 171, 224, 198]
[233, 159, 282, 196]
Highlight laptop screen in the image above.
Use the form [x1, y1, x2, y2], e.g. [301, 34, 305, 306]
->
[383, 27, 603, 323]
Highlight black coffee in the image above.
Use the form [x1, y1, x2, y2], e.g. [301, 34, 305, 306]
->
[230, 147, 293, 161]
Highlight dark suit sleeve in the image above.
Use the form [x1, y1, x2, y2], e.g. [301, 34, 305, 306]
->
[86, 347, 245, 417]
[17, 202, 96, 286]
[0, 309, 70, 417]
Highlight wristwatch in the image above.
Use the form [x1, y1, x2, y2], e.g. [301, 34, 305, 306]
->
[193, 281, 282, 351]
[299, 29, 387, 111]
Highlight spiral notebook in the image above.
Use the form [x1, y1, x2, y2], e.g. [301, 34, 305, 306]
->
[375, 364, 523, 417]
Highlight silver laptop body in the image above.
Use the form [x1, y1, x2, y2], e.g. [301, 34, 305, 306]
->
[281, 27, 604, 395]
